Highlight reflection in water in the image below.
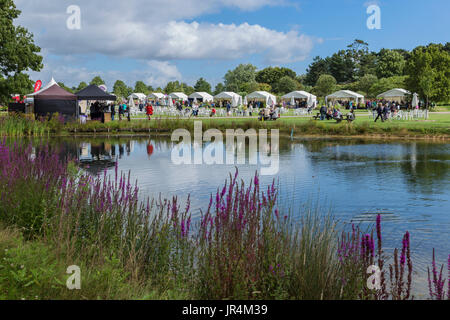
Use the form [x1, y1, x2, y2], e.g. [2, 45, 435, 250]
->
[26, 137, 450, 296]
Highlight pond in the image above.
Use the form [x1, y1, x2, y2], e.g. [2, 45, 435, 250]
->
[33, 136, 450, 297]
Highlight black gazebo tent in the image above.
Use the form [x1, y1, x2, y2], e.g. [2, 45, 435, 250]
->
[34, 84, 77, 119]
[75, 85, 117, 101]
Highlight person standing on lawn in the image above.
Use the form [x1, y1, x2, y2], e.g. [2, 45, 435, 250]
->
[146, 103, 153, 120]
[374, 103, 384, 122]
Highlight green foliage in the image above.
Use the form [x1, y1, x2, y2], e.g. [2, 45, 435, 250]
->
[194, 77, 212, 94]
[314, 74, 337, 97]
[113, 80, 132, 99]
[76, 81, 88, 92]
[213, 83, 225, 95]
[0, 73, 34, 104]
[256, 67, 297, 89]
[134, 81, 150, 95]
[405, 43, 450, 104]
[369, 76, 407, 97]
[0, 0, 43, 104]
[90, 76, 105, 86]
[224, 64, 257, 92]
[376, 49, 406, 78]
[274, 76, 300, 94]
[356, 74, 378, 97]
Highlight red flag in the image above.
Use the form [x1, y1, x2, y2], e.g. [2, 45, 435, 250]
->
[34, 80, 42, 93]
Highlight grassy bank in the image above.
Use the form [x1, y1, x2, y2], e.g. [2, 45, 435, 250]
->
[0, 141, 448, 300]
[1, 113, 449, 138]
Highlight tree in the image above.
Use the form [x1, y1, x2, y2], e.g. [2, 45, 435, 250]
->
[76, 81, 88, 92]
[256, 67, 296, 89]
[314, 74, 336, 97]
[369, 76, 407, 97]
[113, 80, 131, 99]
[304, 56, 330, 86]
[224, 64, 257, 92]
[0, 0, 43, 104]
[328, 50, 356, 83]
[134, 81, 150, 95]
[274, 76, 299, 94]
[213, 83, 225, 95]
[164, 81, 183, 94]
[376, 49, 406, 78]
[405, 43, 450, 104]
[0, 73, 33, 104]
[194, 77, 211, 93]
[90, 76, 105, 86]
[357, 74, 378, 97]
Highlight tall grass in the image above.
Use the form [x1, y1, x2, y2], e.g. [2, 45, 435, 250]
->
[1, 114, 449, 137]
[0, 140, 448, 299]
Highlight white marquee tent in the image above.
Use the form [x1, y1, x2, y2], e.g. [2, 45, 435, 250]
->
[189, 92, 214, 102]
[148, 92, 166, 100]
[246, 91, 277, 106]
[214, 92, 243, 107]
[377, 88, 411, 99]
[326, 90, 364, 103]
[282, 91, 317, 106]
[128, 93, 147, 103]
[169, 92, 188, 101]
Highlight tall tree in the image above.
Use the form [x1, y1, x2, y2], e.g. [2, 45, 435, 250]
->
[113, 80, 131, 99]
[76, 81, 88, 92]
[405, 43, 450, 104]
[256, 67, 296, 89]
[357, 74, 378, 97]
[90, 76, 105, 86]
[274, 76, 300, 94]
[0, 0, 43, 104]
[376, 49, 406, 78]
[314, 74, 336, 97]
[134, 81, 149, 95]
[224, 64, 257, 92]
[213, 83, 225, 95]
[194, 77, 212, 93]
[304, 56, 330, 86]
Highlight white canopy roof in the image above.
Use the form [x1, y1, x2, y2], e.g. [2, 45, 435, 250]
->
[28, 77, 58, 96]
[214, 91, 241, 100]
[326, 90, 364, 102]
[148, 92, 166, 100]
[189, 92, 214, 102]
[282, 91, 317, 101]
[128, 93, 147, 100]
[246, 91, 277, 105]
[377, 88, 411, 99]
[169, 92, 188, 101]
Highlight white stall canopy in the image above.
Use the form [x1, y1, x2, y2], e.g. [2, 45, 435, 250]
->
[326, 90, 364, 103]
[169, 92, 188, 101]
[189, 92, 214, 102]
[282, 91, 316, 101]
[128, 93, 147, 101]
[246, 91, 277, 105]
[148, 92, 166, 100]
[377, 88, 411, 99]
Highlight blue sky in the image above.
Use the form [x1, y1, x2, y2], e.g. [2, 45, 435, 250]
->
[15, 0, 450, 90]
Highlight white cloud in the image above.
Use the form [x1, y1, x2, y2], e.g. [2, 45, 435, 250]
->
[15, 0, 316, 87]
